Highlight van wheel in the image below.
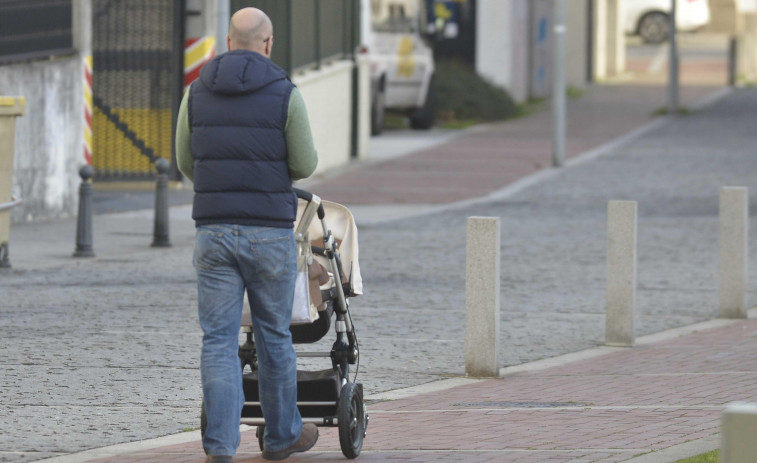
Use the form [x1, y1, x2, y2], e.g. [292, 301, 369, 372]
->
[639, 12, 669, 44]
[371, 86, 385, 136]
[410, 77, 435, 130]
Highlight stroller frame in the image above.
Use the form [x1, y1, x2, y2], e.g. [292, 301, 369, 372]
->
[201, 188, 367, 459]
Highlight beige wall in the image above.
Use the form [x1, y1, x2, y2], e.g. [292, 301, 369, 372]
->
[293, 61, 358, 175]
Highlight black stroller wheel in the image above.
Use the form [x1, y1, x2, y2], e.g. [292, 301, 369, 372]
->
[256, 425, 265, 451]
[338, 382, 365, 459]
[200, 401, 208, 454]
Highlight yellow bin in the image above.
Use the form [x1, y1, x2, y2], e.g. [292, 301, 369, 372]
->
[0, 96, 26, 267]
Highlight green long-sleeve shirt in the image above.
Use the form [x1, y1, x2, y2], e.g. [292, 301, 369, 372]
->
[175, 85, 318, 182]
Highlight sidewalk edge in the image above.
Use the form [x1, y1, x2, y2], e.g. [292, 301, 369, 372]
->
[619, 435, 719, 463]
[500, 310, 755, 377]
[34, 431, 202, 463]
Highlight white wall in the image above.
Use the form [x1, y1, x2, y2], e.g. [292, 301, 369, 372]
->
[293, 61, 356, 175]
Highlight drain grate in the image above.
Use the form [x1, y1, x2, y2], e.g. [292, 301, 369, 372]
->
[452, 401, 588, 408]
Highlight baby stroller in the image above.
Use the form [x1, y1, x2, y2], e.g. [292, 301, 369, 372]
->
[200, 188, 367, 459]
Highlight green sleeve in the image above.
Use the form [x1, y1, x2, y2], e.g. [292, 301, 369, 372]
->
[175, 89, 194, 182]
[285, 88, 318, 181]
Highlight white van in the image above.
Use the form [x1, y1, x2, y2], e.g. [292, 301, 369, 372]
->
[361, 0, 436, 135]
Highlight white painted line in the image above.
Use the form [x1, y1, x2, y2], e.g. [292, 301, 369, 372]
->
[352, 448, 651, 453]
[369, 405, 725, 413]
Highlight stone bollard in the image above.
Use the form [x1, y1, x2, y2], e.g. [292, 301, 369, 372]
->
[73, 165, 95, 258]
[721, 402, 757, 462]
[151, 158, 171, 248]
[719, 187, 748, 319]
[605, 201, 637, 347]
[719, 187, 749, 318]
[465, 217, 500, 377]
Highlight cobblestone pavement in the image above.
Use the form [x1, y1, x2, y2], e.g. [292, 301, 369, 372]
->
[3, 86, 757, 461]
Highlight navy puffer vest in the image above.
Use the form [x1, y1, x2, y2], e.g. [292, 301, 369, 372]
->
[189, 50, 296, 228]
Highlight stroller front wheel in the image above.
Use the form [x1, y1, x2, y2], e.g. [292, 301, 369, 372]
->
[337, 382, 365, 459]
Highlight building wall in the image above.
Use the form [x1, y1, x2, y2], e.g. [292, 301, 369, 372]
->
[593, 0, 625, 79]
[475, 0, 530, 103]
[0, 57, 83, 223]
[566, 0, 589, 88]
[705, 0, 738, 33]
[476, 0, 589, 102]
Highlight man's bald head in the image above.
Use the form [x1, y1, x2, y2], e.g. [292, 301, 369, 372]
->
[227, 7, 273, 55]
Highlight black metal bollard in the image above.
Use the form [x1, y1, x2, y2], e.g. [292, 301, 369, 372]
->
[73, 165, 95, 258]
[728, 36, 738, 87]
[151, 158, 171, 247]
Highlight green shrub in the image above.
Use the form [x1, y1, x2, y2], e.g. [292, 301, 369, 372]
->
[433, 59, 519, 125]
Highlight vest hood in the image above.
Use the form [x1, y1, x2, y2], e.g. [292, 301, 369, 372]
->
[199, 50, 288, 95]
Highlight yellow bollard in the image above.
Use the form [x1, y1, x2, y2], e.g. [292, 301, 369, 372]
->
[0, 96, 26, 268]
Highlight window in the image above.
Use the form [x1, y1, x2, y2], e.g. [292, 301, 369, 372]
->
[0, 0, 74, 65]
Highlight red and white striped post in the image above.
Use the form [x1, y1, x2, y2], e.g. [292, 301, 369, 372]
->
[184, 37, 216, 91]
[83, 55, 93, 165]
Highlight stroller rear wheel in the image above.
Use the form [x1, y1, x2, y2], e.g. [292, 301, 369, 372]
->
[256, 425, 265, 451]
[337, 382, 365, 459]
[200, 401, 208, 454]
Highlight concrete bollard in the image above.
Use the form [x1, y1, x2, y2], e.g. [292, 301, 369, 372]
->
[73, 165, 95, 258]
[465, 216, 500, 377]
[605, 201, 637, 347]
[721, 402, 757, 463]
[151, 158, 171, 248]
[719, 187, 748, 319]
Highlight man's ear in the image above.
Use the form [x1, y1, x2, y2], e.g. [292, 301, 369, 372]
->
[226, 34, 231, 51]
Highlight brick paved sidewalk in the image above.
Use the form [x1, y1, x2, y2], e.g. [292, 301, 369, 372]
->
[309, 85, 718, 207]
[79, 319, 757, 463]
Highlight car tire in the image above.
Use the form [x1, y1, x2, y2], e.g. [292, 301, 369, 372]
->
[638, 11, 670, 44]
[409, 75, 435, 131]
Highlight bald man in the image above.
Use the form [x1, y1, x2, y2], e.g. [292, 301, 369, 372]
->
[176, 7, 318, 462]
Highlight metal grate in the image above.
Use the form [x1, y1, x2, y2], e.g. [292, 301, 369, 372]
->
[230, 0, 359, 75]
[91, 0, 182, 179]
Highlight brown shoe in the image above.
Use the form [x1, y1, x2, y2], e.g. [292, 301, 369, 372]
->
[261, 423, 319, 461]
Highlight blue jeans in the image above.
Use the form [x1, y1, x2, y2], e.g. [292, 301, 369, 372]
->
[194, 224, 302, 456]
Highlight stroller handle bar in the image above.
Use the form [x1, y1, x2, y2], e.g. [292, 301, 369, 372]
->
[294, 188, 325, 220]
